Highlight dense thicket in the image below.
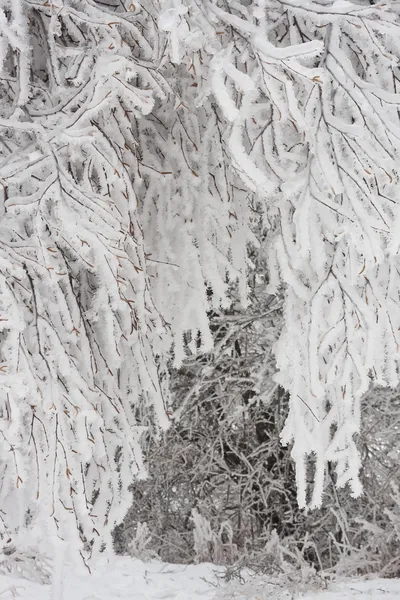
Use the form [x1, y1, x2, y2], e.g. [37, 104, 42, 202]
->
[116, 273, 400, 576]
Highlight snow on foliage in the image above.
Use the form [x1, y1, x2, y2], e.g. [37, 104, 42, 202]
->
[0, 0, 400, 560]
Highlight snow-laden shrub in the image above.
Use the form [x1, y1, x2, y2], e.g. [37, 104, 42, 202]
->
[0, 544, 52, 585]
[126, 522, 156, 561]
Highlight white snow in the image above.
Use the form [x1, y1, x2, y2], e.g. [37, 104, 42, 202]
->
[0, 558, 399, 600]
[302, 579, 400, 600]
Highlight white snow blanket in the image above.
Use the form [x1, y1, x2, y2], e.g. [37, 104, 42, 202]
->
[0, 558, 398, 600]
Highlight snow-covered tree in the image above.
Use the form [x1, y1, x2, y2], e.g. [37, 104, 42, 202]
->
[158, 0, 400, 508]
[1, 0, 400, 561]
[0, 0, 255, 561]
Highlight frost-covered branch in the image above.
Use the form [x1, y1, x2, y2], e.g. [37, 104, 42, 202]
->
[158, 0, 400, 507]
[0, 0, 254, 558]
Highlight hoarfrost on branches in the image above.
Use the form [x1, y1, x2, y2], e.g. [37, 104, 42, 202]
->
[0, 0, 254, 560]
[1, 0, 400, 558]
[165, 0, 400, 509]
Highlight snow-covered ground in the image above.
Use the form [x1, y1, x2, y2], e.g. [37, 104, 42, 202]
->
[0, 558, 399, 600]
[303, 579, 400, 600]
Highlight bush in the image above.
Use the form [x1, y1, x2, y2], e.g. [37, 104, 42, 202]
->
[114, 267, 400, 578]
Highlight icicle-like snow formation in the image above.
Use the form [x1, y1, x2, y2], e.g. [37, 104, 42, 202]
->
[158, 0, 400, 508]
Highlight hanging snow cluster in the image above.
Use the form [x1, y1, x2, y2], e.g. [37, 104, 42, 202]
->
[0, 0, 255, 560]
[157, 0, 400, 509]
[0, 0, 400, 558]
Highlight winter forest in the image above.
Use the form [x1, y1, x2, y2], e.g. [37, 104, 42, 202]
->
[0, 0, 400, 598]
